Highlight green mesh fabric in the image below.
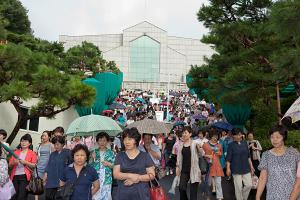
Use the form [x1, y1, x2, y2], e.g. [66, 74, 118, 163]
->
[75, 72, 123, 116]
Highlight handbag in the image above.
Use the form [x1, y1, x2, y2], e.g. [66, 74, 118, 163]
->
[26, 167, 44, 195]
[149, 174, 168, 200]
[198, 155, 208, 174]
[55, 167, 86, 200]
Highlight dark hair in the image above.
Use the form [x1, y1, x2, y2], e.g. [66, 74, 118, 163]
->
[53, 126, 64, 134]
[232, 128, 242, 135]
[209, 129, 220, 140]
[71, 144, 90, 162]
[182, 126, 192, 134]
[142, 133, 153, 138]
[0, 129, 7, 139]
[175, 130, 182, 138]
[96, 132, 110, 142]
[268, 124, 288, 141]
[0, 143, 2, 157]
[122, 128, 141, 146]
[20, 133, 32, 144]
[51, 135, 65, 145]
[42, 130, 52, 138]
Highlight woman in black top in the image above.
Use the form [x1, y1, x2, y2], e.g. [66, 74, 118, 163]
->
[162, 131, 176, 175]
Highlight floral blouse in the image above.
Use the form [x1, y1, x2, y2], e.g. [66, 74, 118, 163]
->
[90, 148, 115, 185]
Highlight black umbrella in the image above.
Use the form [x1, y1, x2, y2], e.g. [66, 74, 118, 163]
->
[109, 102, 126, 110]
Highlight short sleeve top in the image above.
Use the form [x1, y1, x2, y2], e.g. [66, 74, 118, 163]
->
[258, 147, 300, 200]
[297, 161, 300, 178]
[60, 165, 98, 200]
[114, 151, 154, 200]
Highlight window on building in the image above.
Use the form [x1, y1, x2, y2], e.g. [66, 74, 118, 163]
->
[19, 107, 39, 132]
[129, 35, 160, 82]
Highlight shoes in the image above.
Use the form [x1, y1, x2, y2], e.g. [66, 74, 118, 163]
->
[170, 170, 173, 175]
[166, 171, 169, 176]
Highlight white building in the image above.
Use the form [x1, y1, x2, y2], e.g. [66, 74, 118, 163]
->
[60, 21, 214, 91]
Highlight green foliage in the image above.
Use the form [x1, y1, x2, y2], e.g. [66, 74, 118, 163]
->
[64, 41, 120, 75]
[0, 0, 31, 35]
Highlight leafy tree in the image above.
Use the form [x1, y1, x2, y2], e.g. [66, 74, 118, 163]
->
[193, 0, 275, 105]
[0, 0, 31, 35]
[64, 41, 120, 75]
[0, 44, 96, 144]
[269, 0, 300, 95]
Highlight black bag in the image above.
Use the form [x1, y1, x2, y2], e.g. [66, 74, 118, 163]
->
[55, 167, 85, 200]
[26, 167, 44, 195]
[199, 155, 208, 174]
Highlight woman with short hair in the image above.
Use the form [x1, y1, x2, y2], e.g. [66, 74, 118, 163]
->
[60, 144, 100, 200]
[256, 124, 300, 200]
[44, 136, 72, 200]
[113, 128, 155, 200]
[90, 132, 115, 200]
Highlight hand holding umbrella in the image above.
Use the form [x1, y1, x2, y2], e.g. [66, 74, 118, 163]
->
[1, 142, 19, 159]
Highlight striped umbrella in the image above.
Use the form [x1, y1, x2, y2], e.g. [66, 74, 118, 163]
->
[127, 118, 172, 135]
[66, 115, 123, 137]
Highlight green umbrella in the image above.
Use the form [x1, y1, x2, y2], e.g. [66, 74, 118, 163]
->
[66, 115, 123, 137]
[1, 142, 19, 159]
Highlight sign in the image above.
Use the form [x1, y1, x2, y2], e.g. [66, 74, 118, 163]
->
[150, 98, 160, 105]
[155, 111, 164, 122]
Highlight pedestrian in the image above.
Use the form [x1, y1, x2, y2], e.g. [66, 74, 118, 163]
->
[113, 128, 155, 200]
[202, 130, 224, 200]
[290, 161, 300, 200]
[9, 134, 37, 200]
[90, 132, 115, 200]
[176, 126, 201, 200]
[255, 124, 300, 200]
[44, 136, 72, 200]
[60, 144, 100, 200]
[35, 131, 53, 200]
[226, 128, 254, 200]
[247, 132, 262, 176]
[162, 131, 176, 175]
[138, 133, 161, 167]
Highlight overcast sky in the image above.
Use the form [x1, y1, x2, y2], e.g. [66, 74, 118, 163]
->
[19, 0, 209, 41]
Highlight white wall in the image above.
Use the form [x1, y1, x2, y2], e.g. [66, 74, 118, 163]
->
[0, 100, 79, 149]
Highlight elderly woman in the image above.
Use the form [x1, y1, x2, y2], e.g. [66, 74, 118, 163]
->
[176, 126, 201, 200]
[44, 136, 72, 200]
[60, 144, 100, 200]
[9, 134, 37, 200]
[256, 124, 300, 200]
[90, 132, 115, 200]
[113, 128, 155, 200]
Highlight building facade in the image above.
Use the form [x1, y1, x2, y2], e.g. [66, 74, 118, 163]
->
[60, 21, 214, 91]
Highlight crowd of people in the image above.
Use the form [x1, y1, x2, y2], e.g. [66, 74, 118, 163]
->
[0, 90, 299, 200]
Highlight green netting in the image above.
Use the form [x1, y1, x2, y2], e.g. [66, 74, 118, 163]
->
[75, 72, 123, 116]
[222, 104, 251, 129]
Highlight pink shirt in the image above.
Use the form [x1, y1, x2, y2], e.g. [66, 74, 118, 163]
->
[297, 162, 300, 178]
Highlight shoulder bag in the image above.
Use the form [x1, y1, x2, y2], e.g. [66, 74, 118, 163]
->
[55, 167, 86, 200]
[26, 167, 44, 195]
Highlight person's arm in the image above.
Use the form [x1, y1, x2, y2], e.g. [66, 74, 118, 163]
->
[148, 148, 161, 160]
[59, 180, 65, 187]
[248, 158, 255, 175]
[290, 177, 300, 200]
[91, 179, 100, 195]
[113, 165, 139, 181]
[256, 169, 268, 200]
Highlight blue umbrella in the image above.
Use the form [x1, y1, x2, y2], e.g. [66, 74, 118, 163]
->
[135, 98, 146, 104]
[211, 121, 233, 131]
[173, 121, 186, 127]
[193, 114, 207, 120]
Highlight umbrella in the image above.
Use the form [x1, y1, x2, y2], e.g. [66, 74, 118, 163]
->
[1, 142, 19, 159]
[109, 102, 126, 110]
[159, 102, 170, 106]
[282, 96, 300, 129]
[102, 110, 114, 114]
[173, 121, 186, 127]
[135, 98, 146, 104]
[66, 115, 123, 137]
[211, 121, 233, 131]
[127, 118, 172, 134]
[192, 114, 207, 120]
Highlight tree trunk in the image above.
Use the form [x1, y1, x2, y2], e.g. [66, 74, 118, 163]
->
[292, 78, 300, 96]
[6, 115, 27, 145]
